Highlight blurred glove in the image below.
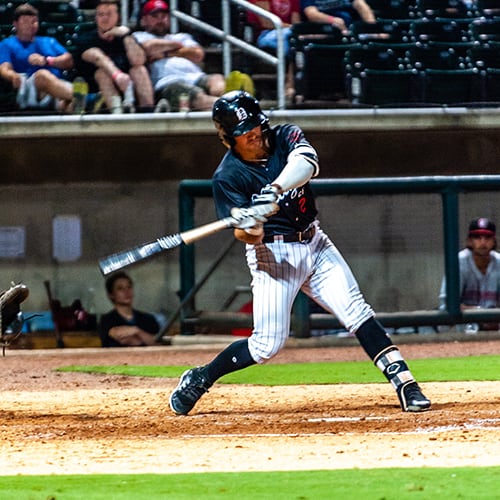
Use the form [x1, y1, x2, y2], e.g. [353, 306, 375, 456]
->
[251, 184, 280, 205]
[230, 207, 267, 229]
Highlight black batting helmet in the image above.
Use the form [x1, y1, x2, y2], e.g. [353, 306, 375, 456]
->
[212, 91, 269, 146]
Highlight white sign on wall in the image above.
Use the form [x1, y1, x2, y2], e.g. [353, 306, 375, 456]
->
[0, 226, 25, 258]
[52, 215, 82, 262]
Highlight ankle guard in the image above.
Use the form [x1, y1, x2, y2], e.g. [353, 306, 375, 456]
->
[374, 347, 415, 391]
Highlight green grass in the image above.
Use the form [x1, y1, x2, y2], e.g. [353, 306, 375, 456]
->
[10, 355, 500, 499]
[1, 468, 500, 499]
[57, 355, 500, 384]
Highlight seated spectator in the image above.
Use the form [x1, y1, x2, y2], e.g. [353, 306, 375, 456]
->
[439, 217, 500, 330]
[301, 0, 376, 34]
[99, 271, 161, 347]
[73, 0, 154, 112]
[133, 0, 227, 111]
[0, 3, 75, 112]
[247, 0, 301, 100]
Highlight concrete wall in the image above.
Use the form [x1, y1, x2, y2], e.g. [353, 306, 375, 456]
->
[2, 181, 499, 320]
[0, 109, 499, 320]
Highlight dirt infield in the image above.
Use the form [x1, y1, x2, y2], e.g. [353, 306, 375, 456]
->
[1, 338, 500, 475]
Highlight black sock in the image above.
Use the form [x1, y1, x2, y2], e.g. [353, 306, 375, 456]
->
[355, 317, 415, 390]
[355, 317, 393, 360]
[203, 338, 256, 385]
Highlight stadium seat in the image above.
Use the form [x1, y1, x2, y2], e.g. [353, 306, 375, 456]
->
[469, 18, 500, 44]
[289, 23, 353, 102]
[412, 0, 475, 19]
[411, 19, 470, 43]
[408, 43, 467, 70]
[350, 19, 410, 44]
[344, 45, 414, 103]
[290, 22, 345, 44]
[364, 0, 414, 20]
[422, 68, 482, 104]
[355, 68, 422, 106]
[468, 43, 500, 70]
[291, 42, 358, 102]
[37, 1, 83, 23]
[476, 0, 500, 18]
[467, 44, 500, 103]
[0, 22, 13, 40]
[0, 76, 16, 112]
[344, 44, 406, 74]
[39, 22, 78, 50]
[0, 1, 13, 24]
[482, 68, 500, 101]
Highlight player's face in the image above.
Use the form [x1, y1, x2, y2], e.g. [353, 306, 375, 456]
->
[14, 15, 39, 41]
[109, 278, 134, 306]
[142, 11, 170, 36]
[468, 234, 496, 257]
[233, 125, 268, 161]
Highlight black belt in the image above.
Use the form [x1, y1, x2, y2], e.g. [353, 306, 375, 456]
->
[262, 226, 316, 243]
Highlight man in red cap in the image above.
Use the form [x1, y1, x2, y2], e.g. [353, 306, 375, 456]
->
[439, 217, 500, 329]
[133, 0, 227, 111]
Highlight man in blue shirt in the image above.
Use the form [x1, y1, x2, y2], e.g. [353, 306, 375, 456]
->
[0, 3, 74, 110]
[302, 0, 375, 33]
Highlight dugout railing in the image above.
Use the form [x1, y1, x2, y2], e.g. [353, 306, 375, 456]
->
[173, 176, 500, 338]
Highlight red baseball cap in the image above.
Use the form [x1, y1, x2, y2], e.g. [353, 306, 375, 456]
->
[142, 0, 169, 15]
[468, 217, 496, 237]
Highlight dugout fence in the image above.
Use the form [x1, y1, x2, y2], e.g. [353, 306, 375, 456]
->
[172, 176, 500, 338]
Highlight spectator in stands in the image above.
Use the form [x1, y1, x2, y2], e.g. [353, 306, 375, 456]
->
[133, 0, 228, 111]
[73, 0, 154, 112]
[247, 0, 301, 101]
[0, 3, 75, 112]
[301, 0, 376, 34]
[439, 217, 500, 330]
[99, 271, 161, 347]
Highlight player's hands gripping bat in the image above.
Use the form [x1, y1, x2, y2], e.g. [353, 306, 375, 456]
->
[98, 202, 279, 275]
[251, 184, 281, 205]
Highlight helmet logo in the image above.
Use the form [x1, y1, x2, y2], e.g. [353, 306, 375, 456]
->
[235, 107, 248, 122]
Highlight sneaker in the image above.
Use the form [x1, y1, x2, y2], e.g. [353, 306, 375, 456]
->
[110, 95, 123, 114]
[85, 92, 104, 114]
[122, 82, 135, 113]
[16, 73, 28, 109]
[154, 98, 171, 113]
[398, 382, 431, 412]
[224, 70, 255, 96]
[169, 366, 211, 415]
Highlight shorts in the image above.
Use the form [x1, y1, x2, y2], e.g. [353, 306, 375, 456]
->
[155, 76, 209, 111]
[16, 73, 56, 110]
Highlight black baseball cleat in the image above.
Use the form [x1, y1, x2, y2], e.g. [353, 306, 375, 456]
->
[169, 367, 211, 415]
[398, 382, 431, 412]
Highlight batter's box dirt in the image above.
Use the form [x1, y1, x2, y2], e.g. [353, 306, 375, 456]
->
[1, 343, 500, 473]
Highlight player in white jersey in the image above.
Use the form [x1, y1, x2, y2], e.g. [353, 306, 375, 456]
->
[440, 217, 500, 329]
[169, 91, 431, 415]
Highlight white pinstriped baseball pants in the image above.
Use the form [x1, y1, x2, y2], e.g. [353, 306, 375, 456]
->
[246, 222, 375, 364]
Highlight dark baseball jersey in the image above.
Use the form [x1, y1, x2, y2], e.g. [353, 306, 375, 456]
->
[212, 124, 319, 235]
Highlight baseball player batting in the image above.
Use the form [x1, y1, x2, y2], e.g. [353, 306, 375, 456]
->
[170, 91, 431, 415]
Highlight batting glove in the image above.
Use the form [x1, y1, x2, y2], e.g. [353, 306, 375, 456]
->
[251, 184, 281, 206]
[230, 207, 267, 229]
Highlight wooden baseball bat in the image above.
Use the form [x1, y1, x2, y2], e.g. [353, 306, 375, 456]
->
[98, 202, 278, 275]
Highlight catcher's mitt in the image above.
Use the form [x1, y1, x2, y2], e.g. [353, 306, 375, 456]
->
[0, 282, 29, 355]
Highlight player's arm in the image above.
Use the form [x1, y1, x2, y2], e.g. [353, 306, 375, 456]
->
[253, 140, 319, 204]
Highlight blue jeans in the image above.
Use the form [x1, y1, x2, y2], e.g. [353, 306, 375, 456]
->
[257, 26, 292, 57]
